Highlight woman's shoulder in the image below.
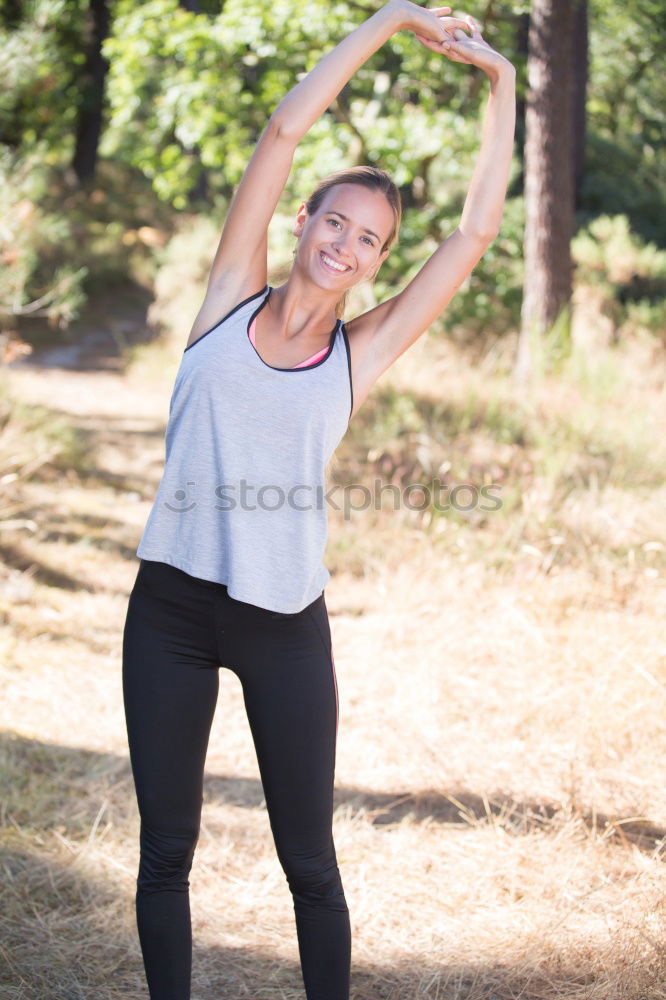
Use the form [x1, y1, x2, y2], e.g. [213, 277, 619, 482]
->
[184, 277, 269, 351]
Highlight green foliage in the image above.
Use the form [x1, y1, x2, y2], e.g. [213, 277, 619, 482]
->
[581, 133, 666, 247]
[101, 0, 525, 208]
[0, 147, 87, 332]
[146, 214, 220, 338]
[426, 194, 525, 342]
[585, 0, 666, 244]
[572, 214, 666, 338]
[0, 0, 89, 151]
[1, 0, 664, 346]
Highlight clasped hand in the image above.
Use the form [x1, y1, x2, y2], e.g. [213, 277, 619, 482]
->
[389, 0, 515, 80]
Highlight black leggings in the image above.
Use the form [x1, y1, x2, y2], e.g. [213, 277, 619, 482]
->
[122, 558, 350, 1000]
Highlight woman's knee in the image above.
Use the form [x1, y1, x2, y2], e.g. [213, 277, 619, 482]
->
[137, 821, 200, 893]
[280, 845, 348, 911]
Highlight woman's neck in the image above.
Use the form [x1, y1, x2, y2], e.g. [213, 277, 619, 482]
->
[268, 274, 340, 339]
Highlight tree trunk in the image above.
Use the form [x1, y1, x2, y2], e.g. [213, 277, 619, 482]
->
[71, 0, 110, 183]
[0, 0, 23, 29]
[514, 0, 575, 384]
[572, 0, 588, 208]
[177, 0, 210, 201]
[514, 11, 529, 191]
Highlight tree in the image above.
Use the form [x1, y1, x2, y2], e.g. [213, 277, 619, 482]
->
[71, 0, 111, 182]
[514, 0, 576, 383]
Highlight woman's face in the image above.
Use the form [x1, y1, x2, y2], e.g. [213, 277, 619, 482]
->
[293, 183, 394, 289]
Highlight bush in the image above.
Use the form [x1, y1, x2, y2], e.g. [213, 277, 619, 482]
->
[145, 214, 221, 342]
[571, 214, 666, 342]
[0, 148, 87, 336]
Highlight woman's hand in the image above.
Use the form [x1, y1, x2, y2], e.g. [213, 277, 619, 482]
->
[390, 1, 473, 48]
[412, 11, 515, 81]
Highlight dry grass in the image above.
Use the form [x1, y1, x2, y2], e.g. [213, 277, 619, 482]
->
[1, 309, 665, 999]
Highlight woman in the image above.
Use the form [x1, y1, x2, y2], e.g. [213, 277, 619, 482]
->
[122, 2, 515, 998]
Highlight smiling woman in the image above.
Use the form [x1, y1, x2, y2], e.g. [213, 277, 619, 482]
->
[122, 1, 515, 998]
[296, 167, 402, 319]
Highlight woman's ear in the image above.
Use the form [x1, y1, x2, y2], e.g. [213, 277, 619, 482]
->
[368, 247, 390, 280]
[292, 201, 308, 239]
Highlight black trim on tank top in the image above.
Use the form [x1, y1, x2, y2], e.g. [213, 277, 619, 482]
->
[341, 323, 354, 422]
[246, 286, 339, 372]
[184, 284, 270, 353]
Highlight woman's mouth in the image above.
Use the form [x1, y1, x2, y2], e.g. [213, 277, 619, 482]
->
[319, 251, 352, 275]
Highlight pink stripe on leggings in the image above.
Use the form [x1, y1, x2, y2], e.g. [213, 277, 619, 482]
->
[331, 649, 339, 737]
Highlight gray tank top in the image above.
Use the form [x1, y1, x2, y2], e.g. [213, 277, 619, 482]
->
[136, 284, 354, 613]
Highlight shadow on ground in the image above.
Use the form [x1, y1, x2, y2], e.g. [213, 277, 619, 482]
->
[2, 731, 664, 998]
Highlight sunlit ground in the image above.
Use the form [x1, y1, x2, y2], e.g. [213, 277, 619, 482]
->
[1, 303, 665, 999]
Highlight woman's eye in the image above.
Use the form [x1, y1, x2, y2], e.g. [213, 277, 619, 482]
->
[328, 219, 373, 246]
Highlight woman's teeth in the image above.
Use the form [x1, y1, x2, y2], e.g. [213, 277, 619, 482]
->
[320, 252, 350, 273]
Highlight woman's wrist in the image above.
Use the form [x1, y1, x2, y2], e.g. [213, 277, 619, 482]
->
[378, 0, 405, 32]
[382, 0, 410, 34]
[487, 60, 516, 90]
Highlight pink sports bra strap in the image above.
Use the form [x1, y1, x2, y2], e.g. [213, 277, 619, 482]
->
[248, 316, 329, 368]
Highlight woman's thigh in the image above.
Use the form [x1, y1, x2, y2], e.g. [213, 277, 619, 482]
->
[224, 593, 339, 854]
[122, 560, 221, 827]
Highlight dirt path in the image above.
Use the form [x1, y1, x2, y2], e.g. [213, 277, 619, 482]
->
[2, 315, 176, 611]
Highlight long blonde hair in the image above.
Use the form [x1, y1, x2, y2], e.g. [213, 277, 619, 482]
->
[299, 165, 402, 320]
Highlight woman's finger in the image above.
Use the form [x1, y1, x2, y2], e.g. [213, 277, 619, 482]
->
[416, 32, 447, 53]
[443, 17, 473, 29]
[419, 34, 468, 60]
[442, 37, 472, 61]
[444, 21, 472, 40]
[414, 31, 450, 56]
[465, 14, 483, 36]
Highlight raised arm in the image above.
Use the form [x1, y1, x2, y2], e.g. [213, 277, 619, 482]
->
[346, 12, 516, 403]
[201, 1, 469, 303]
[271, 1, 468, 140]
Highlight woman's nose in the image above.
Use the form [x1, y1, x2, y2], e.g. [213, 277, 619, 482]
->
[332, 236, 351, 257]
